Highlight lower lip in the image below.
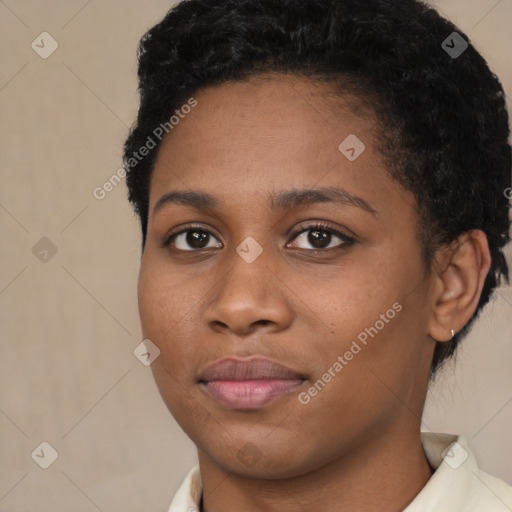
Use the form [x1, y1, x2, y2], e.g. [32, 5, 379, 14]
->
[201, 379, 304, 409]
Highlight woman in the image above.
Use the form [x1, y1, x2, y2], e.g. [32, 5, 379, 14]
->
[123, 0, 512, 510]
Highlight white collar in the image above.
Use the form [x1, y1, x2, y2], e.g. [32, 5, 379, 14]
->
[167, 432, 512, 511]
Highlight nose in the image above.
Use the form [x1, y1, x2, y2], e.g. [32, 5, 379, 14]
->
[203, 251, 294, 337]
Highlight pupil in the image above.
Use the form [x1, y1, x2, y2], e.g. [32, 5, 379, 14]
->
[309, 229, 330, 248]
[187, 230, 208, 248]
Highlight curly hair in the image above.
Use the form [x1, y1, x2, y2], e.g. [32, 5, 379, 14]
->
[123, 0, 511, 375]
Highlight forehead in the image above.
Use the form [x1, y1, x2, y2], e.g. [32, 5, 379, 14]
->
[149, 74, 385, 200]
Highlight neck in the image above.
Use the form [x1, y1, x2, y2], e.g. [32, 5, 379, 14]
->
[198, 427, 434, 512]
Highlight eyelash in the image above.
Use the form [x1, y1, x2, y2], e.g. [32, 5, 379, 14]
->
[162, 222, 355, 252]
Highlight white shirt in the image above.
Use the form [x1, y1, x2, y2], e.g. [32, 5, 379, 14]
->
[167, 432, 512, 511]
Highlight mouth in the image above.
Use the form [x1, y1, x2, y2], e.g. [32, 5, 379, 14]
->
[198, 356, 307, 409]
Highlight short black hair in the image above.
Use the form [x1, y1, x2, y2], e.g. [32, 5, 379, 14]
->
[123, 0, 511, 375]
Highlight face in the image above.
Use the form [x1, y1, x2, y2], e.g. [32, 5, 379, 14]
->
[138, 74, 437, 479]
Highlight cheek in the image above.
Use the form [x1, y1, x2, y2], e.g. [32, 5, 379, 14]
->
[300, 251, 429, 390]
[137, 257, 198, 375]
[137, 267, 171, 341]
[137, 249, 197, 334]
[137, 261, 204, 423]
[294, 253, 405, 338]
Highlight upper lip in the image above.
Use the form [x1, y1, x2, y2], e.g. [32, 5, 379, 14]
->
[198, 357, 306, 382]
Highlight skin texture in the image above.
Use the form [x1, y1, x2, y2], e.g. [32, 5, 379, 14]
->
[137, 74, 491, 512]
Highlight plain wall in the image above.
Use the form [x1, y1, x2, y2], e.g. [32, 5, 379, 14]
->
[0, 1, 511, 510]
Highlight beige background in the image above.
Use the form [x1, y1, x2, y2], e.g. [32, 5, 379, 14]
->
[0, 1, 511, 510]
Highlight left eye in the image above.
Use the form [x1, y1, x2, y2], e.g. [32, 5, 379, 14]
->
[287, 223, 355, 251]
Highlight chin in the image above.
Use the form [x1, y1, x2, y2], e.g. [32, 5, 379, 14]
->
[203, 437, 326, 481]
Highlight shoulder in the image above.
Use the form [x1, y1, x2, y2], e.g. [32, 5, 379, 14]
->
[466, 466, 512, 511]
[166, 465, 202, 512]
[405, 432, 512, 511]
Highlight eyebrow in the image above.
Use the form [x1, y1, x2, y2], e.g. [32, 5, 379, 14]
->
[152, 186, 378, 217]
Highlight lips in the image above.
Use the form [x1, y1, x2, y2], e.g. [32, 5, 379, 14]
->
[198, 357, 306, 409]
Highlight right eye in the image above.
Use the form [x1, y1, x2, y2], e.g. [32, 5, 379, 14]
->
[162, 224, 223, 251]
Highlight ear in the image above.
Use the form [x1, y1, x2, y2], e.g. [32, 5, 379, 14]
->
[427, 229, 491, 342]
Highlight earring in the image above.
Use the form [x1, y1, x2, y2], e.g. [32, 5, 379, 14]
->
[451, 329, 455, 340]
